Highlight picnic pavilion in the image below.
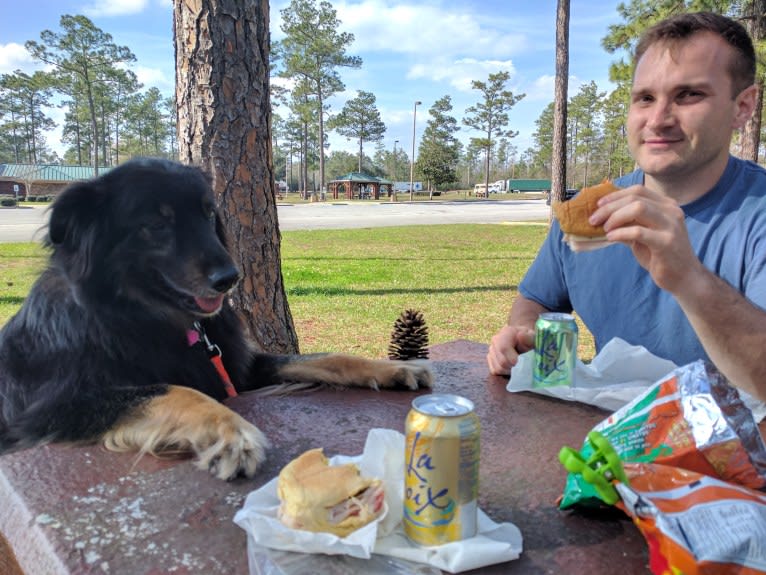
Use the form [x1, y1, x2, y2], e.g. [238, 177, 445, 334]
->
[327, 172, 393, 200]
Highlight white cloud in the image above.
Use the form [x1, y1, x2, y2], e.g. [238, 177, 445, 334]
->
[81, 0, 150, 17]
[335, 0, 526, 59]
[526, 74, 555, 101]
[131, 64, 173, 93]
[513, 73, 603, 105]
[408, 58, 517, 93]
[0, 43, 39, 75]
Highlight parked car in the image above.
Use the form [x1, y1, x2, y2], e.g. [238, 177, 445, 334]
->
[546, 189, 579, 205]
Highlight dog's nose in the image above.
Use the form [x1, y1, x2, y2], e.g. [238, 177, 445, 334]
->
[208, 266, 240, 293]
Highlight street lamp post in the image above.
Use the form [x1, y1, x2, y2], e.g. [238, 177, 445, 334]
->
[392, 139, 399, 202]
[409, 101, 421, 202]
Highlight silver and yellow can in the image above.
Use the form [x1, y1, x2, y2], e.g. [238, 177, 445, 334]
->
[403, 393, 480, 546]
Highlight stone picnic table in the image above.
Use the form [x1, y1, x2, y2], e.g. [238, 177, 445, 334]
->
[3, 340, 760, 574]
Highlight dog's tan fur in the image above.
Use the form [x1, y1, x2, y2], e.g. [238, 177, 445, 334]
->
[277, 355, 432, 390]
[103, 386, 268, 479]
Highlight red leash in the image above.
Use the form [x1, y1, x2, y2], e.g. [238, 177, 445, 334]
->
[187, 322, 238, 398]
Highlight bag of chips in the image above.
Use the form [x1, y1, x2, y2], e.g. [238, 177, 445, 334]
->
[560, 360, 766, 509]
[616, 462, 766, 575]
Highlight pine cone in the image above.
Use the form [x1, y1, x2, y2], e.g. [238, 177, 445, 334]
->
[388, 309, 429, 360]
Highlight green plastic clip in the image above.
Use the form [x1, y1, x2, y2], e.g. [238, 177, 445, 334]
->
[558, 430, 629, 505]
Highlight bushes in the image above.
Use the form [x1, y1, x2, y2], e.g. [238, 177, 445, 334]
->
[0, 197, 18, 207]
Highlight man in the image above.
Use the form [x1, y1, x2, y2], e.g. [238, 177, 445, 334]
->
[487, 11, 766, 402]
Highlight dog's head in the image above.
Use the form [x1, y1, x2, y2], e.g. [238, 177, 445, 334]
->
[47, 158, 241, 321]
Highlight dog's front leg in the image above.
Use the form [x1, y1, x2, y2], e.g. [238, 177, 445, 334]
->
[102, 386, 268, 480]
[275, 354, 433, 390]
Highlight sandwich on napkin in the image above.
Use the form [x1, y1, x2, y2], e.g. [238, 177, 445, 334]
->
[277, 448, 385, 537]
[553, 180, 618, 252]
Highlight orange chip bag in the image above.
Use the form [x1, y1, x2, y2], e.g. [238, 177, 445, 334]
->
[615, 462, 766, 575]
[560, 361, 766, 509]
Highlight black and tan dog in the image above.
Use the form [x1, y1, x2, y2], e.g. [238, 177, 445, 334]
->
[0, 158, 431, 479]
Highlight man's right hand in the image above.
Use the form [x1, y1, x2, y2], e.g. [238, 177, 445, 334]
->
[486, 324, 536, 376]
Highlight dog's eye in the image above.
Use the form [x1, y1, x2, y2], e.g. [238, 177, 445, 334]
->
[142, 219, 168, 234]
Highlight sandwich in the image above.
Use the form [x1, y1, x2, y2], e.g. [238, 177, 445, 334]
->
[552, 180, 618, 252]
[276, 448, 385, 537]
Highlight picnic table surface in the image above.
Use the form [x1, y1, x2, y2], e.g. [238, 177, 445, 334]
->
[2, 339, 763, 574]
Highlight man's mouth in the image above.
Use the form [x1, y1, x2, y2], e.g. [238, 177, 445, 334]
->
[643, 136, 683, 146]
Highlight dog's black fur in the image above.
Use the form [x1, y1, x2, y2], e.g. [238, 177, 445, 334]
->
[0, 158, 431, 479]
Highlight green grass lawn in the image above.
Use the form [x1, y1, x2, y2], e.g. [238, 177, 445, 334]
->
[0, 223, 595, 360]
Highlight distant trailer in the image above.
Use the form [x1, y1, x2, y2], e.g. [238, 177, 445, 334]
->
[507, 179, 551, 192]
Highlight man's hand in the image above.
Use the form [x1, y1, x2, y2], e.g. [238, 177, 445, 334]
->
[487, 324, 536, 376]
[591, 184, 766, 402]
[590, 184, 706, 294]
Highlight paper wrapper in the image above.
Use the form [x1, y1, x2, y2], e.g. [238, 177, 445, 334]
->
[234, 428, 523, 574]
[507, 337, 766, 422]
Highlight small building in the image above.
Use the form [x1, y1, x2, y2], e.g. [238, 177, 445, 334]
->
[0, 164, 113, 199]
[327, 172, 393, 200]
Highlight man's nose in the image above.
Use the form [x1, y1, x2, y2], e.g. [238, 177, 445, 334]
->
[646, 99, 675, 129]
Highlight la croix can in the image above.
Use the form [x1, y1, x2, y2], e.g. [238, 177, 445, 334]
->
[533, 312, 578, 388]
[403, 393, 480, 546]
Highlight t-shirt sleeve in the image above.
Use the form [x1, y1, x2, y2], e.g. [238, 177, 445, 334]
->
[519, 218, 573, 312]
[743, 218, 766, 311]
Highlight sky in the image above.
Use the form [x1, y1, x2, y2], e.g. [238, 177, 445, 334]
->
[0, 0, 631, 163]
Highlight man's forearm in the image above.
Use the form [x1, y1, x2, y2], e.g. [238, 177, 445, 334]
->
[508, 295, 548, 329]
[675, 269, 766, 401]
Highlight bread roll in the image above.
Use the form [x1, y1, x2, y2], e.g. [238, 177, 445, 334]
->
[277, 448, 385, 537]
[552, 180, 618, 252]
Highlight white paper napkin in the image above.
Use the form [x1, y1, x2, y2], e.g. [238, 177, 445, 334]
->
[507, 337, 766, 421]
[234, 428, 523, 574]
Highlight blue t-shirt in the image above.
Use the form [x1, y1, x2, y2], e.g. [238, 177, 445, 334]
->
[519, 155, 766, 365]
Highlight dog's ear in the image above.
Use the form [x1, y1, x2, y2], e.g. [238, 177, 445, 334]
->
[47, 179, 108, 283]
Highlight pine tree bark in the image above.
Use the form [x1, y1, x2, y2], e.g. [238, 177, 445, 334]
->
[739, 3, 765, 163]
[173, 0, 299, 353]
[551, 0, 570, 203]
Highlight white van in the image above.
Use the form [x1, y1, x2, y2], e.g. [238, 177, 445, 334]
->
[473, 184, 488, 197]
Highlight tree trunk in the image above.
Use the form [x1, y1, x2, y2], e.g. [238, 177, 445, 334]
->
[551, 0, 570, 203]
[318, 89, 325, 194]
[739, 2, 765, 162]
[173, 0, 299, 354]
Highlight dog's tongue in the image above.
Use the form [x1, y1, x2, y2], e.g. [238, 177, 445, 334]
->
[194, 295, 224, 313]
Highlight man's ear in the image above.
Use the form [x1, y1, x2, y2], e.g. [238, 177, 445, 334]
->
[733, 83, 759, 130]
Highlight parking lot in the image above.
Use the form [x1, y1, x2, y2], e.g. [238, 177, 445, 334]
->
[0, 198, 551, 242]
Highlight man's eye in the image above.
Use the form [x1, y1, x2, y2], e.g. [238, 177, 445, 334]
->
[678, 90, 704, 102]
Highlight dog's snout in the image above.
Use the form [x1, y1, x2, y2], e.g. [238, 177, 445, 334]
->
[209, 266, 240, 293]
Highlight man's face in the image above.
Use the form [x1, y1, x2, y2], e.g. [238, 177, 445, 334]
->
[627, 32, 749, 184]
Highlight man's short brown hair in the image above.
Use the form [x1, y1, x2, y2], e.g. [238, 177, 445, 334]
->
[634, 11, 756, 97]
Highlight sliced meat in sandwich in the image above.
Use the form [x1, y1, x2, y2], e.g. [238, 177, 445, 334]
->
[277, 448, 385, 537]
[553, 180, 618, 252]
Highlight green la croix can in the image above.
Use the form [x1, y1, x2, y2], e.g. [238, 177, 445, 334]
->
[533, 312, 578, 387]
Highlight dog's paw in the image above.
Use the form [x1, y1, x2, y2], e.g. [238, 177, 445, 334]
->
[380, 359, 433, 390]
[104, 387, 269, 481]
[194, 415, 269, 480]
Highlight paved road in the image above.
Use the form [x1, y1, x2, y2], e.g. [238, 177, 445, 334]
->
[0, 199, 550, 243]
